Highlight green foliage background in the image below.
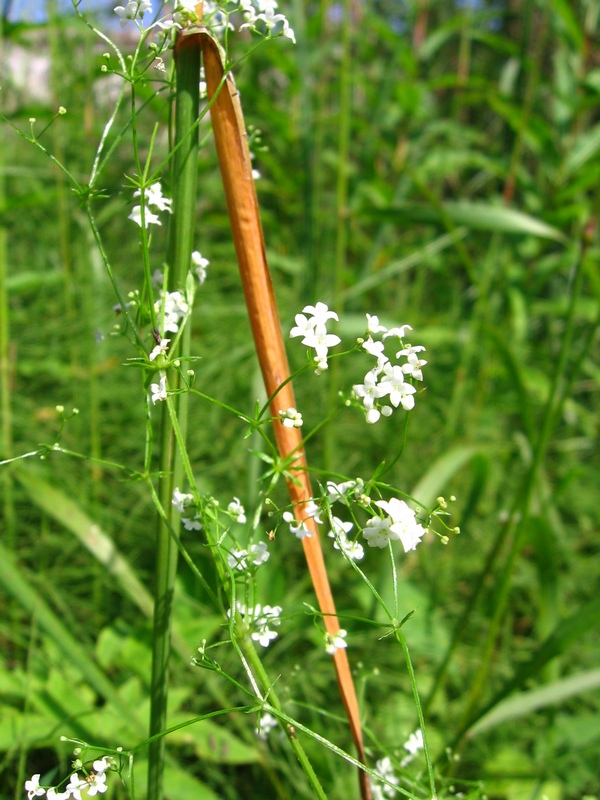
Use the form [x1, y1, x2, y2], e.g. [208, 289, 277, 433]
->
[1, 1, 599, 798]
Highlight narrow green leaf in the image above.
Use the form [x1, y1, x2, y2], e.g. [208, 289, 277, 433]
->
[366, 201, 566, 242]
[469, 669, 600, 735]
[410, 445, 481, 510]
[0, 542, 144, 729]
[16, 468, 153, 618]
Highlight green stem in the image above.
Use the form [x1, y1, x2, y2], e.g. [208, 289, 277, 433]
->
[147, 32, 200, 800]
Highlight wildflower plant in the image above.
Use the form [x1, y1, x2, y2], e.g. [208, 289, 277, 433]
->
[2, 2, 465, 800]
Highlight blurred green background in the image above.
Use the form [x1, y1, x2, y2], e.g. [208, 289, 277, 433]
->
[1, 1, 599, 798]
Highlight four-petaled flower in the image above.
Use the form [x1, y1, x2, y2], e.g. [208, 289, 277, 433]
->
[282, 510, 312, 539]
[150, 375, 167, 404]
[128, 205, 160, 228]
[149, 337, 169, 362]
[325, 628, 347, 655]
[371, 498, 426, 553]
[228, 497, 247, 523]
[25, 774, 45, 800]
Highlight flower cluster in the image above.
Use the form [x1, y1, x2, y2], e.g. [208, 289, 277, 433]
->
[353, 316, 427, 424]
[25, 757, 114, 800]
[281, 498, 322, 540]
[129, 182, 172, 228]
[240, 0, 296, 43]
[114, 0, 151, 27]
[370, 756, 399, 800]
[290, 302, 341, 374]
[229, 601, 282, 647]
[227, 542, 270, 571]
[364, 498, 426, 552]
[172, 487, 202, 531]
[154, 290, 189, 334]
[147, 0, 295, 43]
[278, 406, 303, 428]
[328, 515, 364, 561]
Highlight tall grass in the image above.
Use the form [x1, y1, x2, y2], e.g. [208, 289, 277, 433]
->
[1, 1, 599, 799]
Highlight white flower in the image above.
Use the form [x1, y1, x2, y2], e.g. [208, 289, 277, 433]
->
[353, 369, 388, 410]
[66, 773, 86, 800]
[149, 337, 170, 361]
[304, 499, 322, 524]
[176, 0, 198, 12]
[399, 349, 427, 381]
[370, 756, 399, 799]
[155, 291, 189, 334]
[302, 302, 338, 327]
[93, 757, 114, 774]
[326, 479, 361, 503]
[403, 728, 424, 755]
[282, 510, 312, 539]
[129, 204, 161, 228]
[340, 538, 364, 560]
[135, 182, 172, 213]
[85, 770, 108, 797]
[362, 514, 399, 548]
[366, 314, 387, 334]
[192, 251, 209, 284]
[325, 628, 347, 655]
[172, 486, 193, 513]
[362, 336, 389, 370]
[182, 514, 202, 531]
[150, 375, 167, 404]
[290, 303, 340, 371]
[383, 324, 412, 340]
[253, 626, 278, 646]
[228, 548, 248, 571]
[249, 541, 270, 565]
[379, 364, 417, 410]
[255, 711, 278, 740]
[375, 498, 426, 553]
[330, 515, 353, 538]
[228, 497, 246, 523]
[250, 604, 282, 647]
[328, 516, 364, 560]
[278, 406, 303, 428]
[47, 788, 70, 800]
[289, 313, 314, 339]
[25, 775, 45, 800]
[114, 1, 152, 27]
[230, 601, 282, 638]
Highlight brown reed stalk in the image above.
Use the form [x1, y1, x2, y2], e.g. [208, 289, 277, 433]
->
[192, 26, 371, 800]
